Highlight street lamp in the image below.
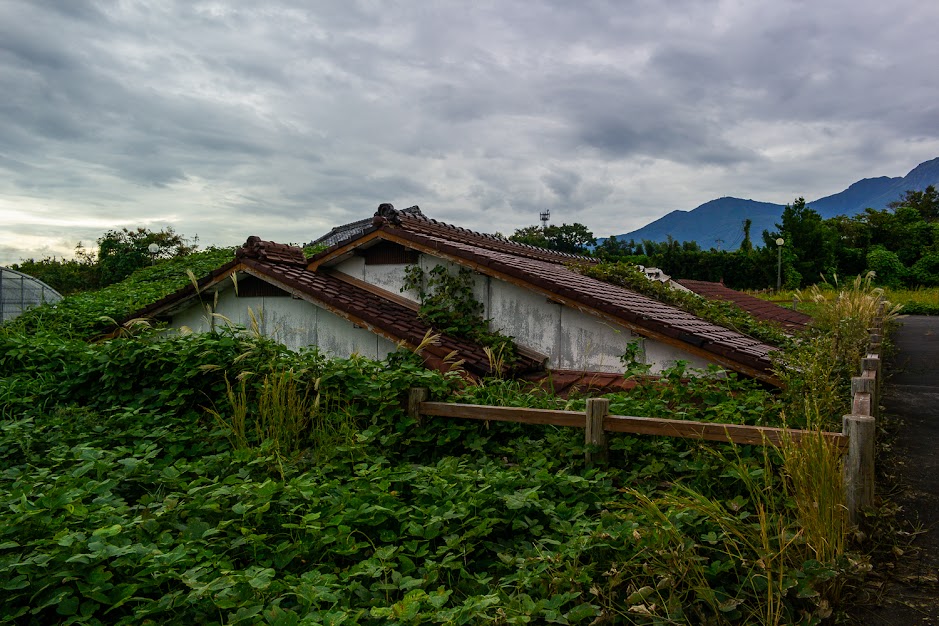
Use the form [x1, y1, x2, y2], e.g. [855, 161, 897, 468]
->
[148, 242, 159, 266]
[775, 238, 785, 292]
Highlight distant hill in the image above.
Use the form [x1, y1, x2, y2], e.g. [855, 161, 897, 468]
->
[611, 157, 939, 250]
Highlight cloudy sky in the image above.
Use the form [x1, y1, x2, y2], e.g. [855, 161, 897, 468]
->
[2, 0, 938, 264]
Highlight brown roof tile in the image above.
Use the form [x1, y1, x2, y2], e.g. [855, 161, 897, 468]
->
[675, 279, 812, 330]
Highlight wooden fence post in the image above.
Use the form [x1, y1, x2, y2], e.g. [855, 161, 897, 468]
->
[843, 413, 875, 526]
[585, 398, 610, 467]
[866, 356, 881, 406]
[408, 388, 429, 426]
[851, 376, 876, 418]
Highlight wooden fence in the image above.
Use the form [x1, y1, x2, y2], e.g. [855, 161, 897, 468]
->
[408, 300, 887, 525]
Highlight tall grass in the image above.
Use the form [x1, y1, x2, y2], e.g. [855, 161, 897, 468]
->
[614, 431, 847, 625]
[773, 273, 901, 428]
[779, 408, 846, 572]
[880, 285, 939, 315]
[208, 368, 357, 473]
[797, 273, 900, 366]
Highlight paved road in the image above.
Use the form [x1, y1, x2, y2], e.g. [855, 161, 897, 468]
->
[863, 315, 939, 624]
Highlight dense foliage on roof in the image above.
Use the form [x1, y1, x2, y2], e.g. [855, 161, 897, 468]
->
[576, 261, 793, 347]
[1, 247, 235, 339]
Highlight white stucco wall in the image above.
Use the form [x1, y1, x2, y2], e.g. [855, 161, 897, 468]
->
[335, 252, 718, 375]
[169, 282, 396, 360]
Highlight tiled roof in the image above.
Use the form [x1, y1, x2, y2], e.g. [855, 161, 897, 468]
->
[128, 238, 544, 378]
[675, 279, 812, 331]
[394, 212, 597, 265]
[308, 205, 596, 268]
[351, 223, 778, 381]
[308, 207, 780, 383]
[128, 210, 784, 385]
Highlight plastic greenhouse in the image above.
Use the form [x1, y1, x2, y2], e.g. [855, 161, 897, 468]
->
[0, 267, 62, 323]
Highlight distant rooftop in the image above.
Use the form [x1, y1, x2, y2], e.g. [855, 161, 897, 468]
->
[308, 205, 426, 249]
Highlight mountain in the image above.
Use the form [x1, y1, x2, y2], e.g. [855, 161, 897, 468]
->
[611, 157, 939, 250]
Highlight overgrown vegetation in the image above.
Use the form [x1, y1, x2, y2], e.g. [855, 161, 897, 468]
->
[10, 227, 200, 295]
[0, 256, 887, 623]
[1, 246, 233, 338]
[577, 261, 792, 347]
[402, 263, 517, 362]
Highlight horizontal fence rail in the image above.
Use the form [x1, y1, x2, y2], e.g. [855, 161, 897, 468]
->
[417, 400, 848, 450]
[408, 292, 885, 524]
[410, 295, 887, 526]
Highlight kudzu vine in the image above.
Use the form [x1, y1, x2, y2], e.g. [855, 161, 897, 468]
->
[402, 264, 517, 367]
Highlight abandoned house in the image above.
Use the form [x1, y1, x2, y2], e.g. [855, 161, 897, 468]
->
[128, 205, 783, 386]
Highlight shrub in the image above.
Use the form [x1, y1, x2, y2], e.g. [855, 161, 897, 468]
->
[865, 246, 906, 288]
[909, 253, 939, 287]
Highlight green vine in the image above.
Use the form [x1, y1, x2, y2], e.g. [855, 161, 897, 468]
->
[402, 264, 517, 365]
[576, 261, 793, 347]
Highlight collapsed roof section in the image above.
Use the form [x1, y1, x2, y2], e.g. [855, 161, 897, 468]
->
[126, 204, 783, 386]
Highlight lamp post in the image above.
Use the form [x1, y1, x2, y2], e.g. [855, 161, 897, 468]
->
[775, 238, 785, 292]
[148, 242, 159, 266]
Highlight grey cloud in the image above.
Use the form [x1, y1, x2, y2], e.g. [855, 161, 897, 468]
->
[1, 0, 938, 265]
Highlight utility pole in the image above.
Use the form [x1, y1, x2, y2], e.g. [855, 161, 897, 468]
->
[775, 238, 785, 291]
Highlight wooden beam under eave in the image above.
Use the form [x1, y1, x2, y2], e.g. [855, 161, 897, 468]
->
[326, 269, 420, 312]
[369, 231, 782, 387]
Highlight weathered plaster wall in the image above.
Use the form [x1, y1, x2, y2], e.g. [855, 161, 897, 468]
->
[336, 252, 717, 374]
[170, 283, 396, 360]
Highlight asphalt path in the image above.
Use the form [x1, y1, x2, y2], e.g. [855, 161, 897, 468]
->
[861, 315, 939, 624]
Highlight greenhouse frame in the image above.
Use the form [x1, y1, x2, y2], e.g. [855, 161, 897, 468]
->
[0, 267, 62, 323]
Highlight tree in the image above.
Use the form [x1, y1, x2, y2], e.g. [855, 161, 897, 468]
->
[510, 223, 596, 254]
[594, 236, 644, 261]
[97, 227, 198, 285]
[509, 226, 549, 248]
[866, 246, 906, 288]
[10, 243, 99, 295]
[763, 198, 837, 287]
[739, 218, 753, 254]
[888, 185, 939, 221]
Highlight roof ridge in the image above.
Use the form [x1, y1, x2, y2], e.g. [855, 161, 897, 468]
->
[393, 209, 595, 264]
[236, 236, 307, 266]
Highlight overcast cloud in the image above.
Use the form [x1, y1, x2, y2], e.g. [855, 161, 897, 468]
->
[2, 0, 938, 264]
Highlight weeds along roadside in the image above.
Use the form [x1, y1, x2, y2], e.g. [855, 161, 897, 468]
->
[577, 272, 894, 623]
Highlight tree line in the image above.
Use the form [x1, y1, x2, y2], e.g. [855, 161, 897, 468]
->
[11, 186, 939, 296]
[10, 227, 198, 295]
[511, 186, 939, 290]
